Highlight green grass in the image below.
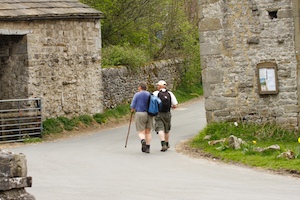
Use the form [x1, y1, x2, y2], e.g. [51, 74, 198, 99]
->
[42, 118, 64, 134]
[57, 116, 79, 131]
[41, 104, 132, 136]
[190, 122, 300, 173]
[23, 137, 42, 143]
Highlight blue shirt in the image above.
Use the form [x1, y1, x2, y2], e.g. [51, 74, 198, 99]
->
[130, 90, 150, 112]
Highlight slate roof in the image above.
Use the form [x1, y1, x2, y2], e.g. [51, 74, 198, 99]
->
[0, 0, 103, 20]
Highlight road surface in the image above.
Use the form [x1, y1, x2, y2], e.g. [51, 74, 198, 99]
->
[7, 98, 300, 200]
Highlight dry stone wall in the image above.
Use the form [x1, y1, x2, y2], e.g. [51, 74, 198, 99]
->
[102, 59, 183, 109]
[0, 149, 35, 200]
[199, 0, 300, 129]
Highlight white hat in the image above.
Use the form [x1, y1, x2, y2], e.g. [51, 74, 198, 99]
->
[157, 80, 167, 86]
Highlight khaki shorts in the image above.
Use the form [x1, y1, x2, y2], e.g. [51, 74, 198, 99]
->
[135, 112, 154, 131]
[155, 112, 172, 133]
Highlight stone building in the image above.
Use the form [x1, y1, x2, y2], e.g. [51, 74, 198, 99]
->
[199, 0, 300, 130]
[0, 0, 103, 118]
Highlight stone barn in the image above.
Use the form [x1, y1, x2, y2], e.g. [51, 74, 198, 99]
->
[199, 0, 300, 130]
[0, 0, 103, 118]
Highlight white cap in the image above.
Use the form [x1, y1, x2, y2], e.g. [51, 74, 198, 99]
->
[157, 80, 167, 86]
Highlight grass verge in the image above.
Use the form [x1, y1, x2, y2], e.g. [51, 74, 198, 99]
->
[41, 104, 131, 138]
[189, 121, 300, 175]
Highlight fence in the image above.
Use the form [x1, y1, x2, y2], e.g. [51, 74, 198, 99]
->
[0, 98, 42, 143]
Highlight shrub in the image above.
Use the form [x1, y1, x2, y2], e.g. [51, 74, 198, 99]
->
[42, 118, 63, 134]
[93, 113, 106, 124]
[102, 43, 150, 69]
[57, 116, 78, 131]
[77, 115, 94, 126]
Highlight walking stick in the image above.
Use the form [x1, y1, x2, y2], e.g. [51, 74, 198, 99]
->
[125, 112, 133, 148]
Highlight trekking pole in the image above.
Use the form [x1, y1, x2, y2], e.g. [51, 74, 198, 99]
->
[125, 112, 133, 148]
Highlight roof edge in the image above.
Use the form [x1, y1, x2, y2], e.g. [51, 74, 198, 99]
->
[0, 14, 104, 21]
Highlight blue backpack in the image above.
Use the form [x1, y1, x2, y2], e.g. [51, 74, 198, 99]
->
[147, 93, 162, 116]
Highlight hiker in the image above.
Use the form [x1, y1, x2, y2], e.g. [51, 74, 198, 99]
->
[153, 80, 178, 152]
[130, 82, 153, 153]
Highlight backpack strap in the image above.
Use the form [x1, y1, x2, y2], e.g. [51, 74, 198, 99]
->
[147, 92, 152, 110]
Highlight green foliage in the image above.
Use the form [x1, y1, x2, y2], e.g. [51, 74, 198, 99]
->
[80, 0, 202, 91]
[77, 115, 94, 126]
[94, 104, 131, 124]
[80, 0, 160, 48]
[42, 104, 132, 134]
[102, 44, 150, 69]
[42, 118, 63, 134]
[180, 22, 202, 88]
[93, 113, 107, 124]
[108, 104, 131, 117]
[190, 122, 300, 172]
[173, 83, 203, 103]
[242, 142, 257, 156]
[57, 116, 78, 131]
[80, 0, 200, 60]
[216, 140, 229, 151]
[23, 137, 42, 143]
[193, 122, 298, 143]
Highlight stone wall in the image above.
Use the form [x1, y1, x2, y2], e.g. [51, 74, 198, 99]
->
[102, 59, 183, 109]
[0, 149, 35, 199]
[199, 0, 300, 130]
[0, 19, 102, 119]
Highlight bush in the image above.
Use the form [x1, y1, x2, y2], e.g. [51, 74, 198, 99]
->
[102, 43, 150, 69]
[57, 116, 78, 131]
[93, 113, 106, 124]
[77, 115, 94, 126]
[42, 118, 63, 134]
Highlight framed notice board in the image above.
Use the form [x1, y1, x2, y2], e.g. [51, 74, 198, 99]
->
[257, 62, 279, 95]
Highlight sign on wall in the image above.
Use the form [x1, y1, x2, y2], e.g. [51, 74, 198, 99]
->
[257, 62, 279, 95]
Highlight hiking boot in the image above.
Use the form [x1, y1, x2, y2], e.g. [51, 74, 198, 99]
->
[141, 140, 147, 152]
[145, 145, 150, 153]
[166, 142, 170, 149]
[161, 141, 167, 152]
[161, 145, 168, 152]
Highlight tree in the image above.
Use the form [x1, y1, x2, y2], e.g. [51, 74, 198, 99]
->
[80, 0, 199, 61]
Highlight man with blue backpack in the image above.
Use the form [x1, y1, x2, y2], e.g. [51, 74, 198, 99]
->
[153, 80, 178, 152]
[130, 82, 154, 153]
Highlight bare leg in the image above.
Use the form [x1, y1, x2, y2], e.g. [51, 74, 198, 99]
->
[158, 130, 165, 141]
[158, 130, 167, 151]
[138, 131, 146, 141]
[165, 132, 170, 148]
[143, 128, 151, 153]
[165, 132, 169, 143]
[145, 128, 152, 145]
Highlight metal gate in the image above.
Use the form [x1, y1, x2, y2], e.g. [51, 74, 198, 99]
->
[0, 98, 42, 143]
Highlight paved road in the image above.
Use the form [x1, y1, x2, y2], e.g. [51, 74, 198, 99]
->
[8, 98, 300, 200]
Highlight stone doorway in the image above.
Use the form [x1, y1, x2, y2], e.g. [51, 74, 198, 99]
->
[0, 34, 29, 100]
